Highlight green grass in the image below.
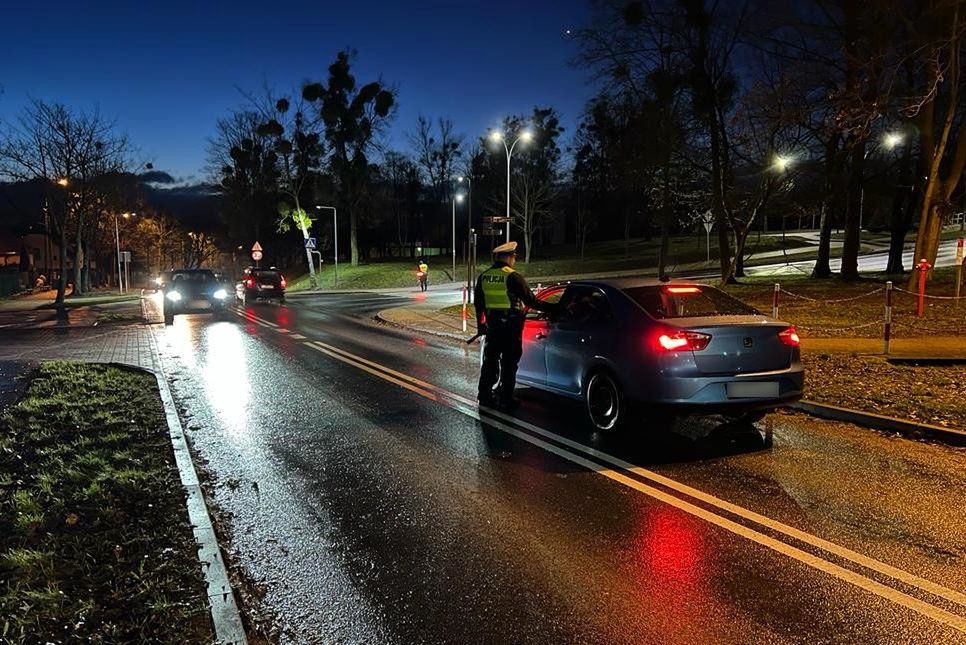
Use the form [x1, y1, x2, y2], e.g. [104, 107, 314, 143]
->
[0, 362, 212, 642]
[287, 233, 813, 291]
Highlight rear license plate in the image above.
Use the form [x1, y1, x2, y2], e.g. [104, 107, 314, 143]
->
[260, 284, 274, 290]
[726, 382, 779, 398]
[190, 300, 210, 309]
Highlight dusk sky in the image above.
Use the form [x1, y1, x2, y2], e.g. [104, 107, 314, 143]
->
[1, 0, 596, 184]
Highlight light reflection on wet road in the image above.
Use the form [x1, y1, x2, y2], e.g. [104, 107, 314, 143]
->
[151, 293, 966, 644]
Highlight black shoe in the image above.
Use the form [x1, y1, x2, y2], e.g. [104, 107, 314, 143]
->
[478, 394, 497, 408]
[498, 396, 520, 411]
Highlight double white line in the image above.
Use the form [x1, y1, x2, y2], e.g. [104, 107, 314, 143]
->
[234, 308, 966, 633]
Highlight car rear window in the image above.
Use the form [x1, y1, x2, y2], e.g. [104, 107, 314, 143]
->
[623, 285, 759, 319]
[252, 270, 280, 279]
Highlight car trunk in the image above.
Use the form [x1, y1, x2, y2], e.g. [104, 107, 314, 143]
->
[661, 316, 792, 375]
[251, 272, 282, 290]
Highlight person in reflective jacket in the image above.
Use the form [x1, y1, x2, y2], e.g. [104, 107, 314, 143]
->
[473, 241, 558, 409]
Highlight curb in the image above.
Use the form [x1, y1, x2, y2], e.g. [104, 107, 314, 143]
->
[148, 332, 248, 644]
[789, 401, 966, 444]
[374, 310, 470, 342]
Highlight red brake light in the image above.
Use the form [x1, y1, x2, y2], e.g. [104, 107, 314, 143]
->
[666, 286, 701, 294]
[280, 276, 286, 289]
[245, 277, 254, 288]
[778, 326, 800, 347]
[655, 330, 712, 352]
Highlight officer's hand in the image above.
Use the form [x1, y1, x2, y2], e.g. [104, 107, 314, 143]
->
[477, 322, 488, 335]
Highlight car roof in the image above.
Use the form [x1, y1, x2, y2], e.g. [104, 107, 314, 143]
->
[568, 277, 705, 290]
[171, 269, 215, 274]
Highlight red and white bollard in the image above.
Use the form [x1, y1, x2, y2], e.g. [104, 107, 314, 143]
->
[916, 258, 931, 317]
[883, 281, 892, 355]
[461, 286, 468, 333]
[772, 283, 780, 319]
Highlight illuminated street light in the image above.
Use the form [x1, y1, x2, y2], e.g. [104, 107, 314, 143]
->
[884, 132, 903, 149]
[452, 193, 466, 278]
[773, 155, 793, 172]
[56, 177, 69, 187]
[489, 129, 535, 242]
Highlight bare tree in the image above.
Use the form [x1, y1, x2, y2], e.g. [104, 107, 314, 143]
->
[0, 101, 129, 302]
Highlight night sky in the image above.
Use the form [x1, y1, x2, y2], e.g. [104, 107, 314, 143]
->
[2, 0, 595, 184]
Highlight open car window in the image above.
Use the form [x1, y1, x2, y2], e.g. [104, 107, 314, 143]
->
[526, 287, 565, 319]
[559, 286, 612, 323]
[624, 285, 758, 319]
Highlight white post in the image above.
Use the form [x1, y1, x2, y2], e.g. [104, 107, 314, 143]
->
[333, 208, 339, 288]
[114, 214, 123, 294]
[505, 145, 512, 243]
[706, 228, 711, 263]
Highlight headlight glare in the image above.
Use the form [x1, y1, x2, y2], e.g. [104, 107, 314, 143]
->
[213, 289, 228, 300]
[166, 290, 182, 302]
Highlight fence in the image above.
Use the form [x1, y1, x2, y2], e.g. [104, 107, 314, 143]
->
[763, 276, 966, 354]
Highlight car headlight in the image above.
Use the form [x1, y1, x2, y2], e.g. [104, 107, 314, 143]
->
[213, 288, 227, 300]
[166, 290, 182, 302]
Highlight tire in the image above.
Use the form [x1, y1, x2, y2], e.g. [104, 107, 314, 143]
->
[585, 371, 625, 432]
[278, 296, 286, 305]
[164, 311, 174, 325]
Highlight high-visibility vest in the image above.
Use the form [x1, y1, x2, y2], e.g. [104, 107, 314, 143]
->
[418, 263, 428, 273]
[480, 265, 515, 311]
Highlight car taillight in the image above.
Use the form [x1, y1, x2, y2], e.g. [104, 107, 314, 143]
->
[655, 330, 712, 352]
[280, 277, 286, 289]
[246, 277, 254, 288]
[778, 326, 800, 347]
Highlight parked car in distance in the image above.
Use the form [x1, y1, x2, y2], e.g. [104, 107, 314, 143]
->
[516, 279, 804, 432]
[235, 267, 286, 304]
[161, 269, 230, 325]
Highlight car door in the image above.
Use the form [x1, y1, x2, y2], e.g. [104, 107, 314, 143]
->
[517, 287, 565, 387]
[545, 286, 614, 395]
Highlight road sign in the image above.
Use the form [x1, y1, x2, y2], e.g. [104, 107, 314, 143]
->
[120, 251, 132, 262]
[477, 228, 504, 236]
[700, 210, 714, 233]
[251, 241, 263, 252]
[482, 216, 511, 224]
[251, 250, 263, 261]
[305, 237, 317, 250]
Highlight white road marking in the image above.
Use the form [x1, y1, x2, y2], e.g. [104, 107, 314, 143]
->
[233, 308, 966, 631]
[290, 333, 306, 340]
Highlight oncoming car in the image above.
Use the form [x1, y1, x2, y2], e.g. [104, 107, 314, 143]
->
[516, 279, 804, 432]
[162, 269, 231, 325]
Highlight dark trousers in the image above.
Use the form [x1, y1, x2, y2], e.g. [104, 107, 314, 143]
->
[478, 313, 524, 401]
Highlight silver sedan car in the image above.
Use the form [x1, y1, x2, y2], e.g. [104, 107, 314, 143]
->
[516, 278, 804, 431]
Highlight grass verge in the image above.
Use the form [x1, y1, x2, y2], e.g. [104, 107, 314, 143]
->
[0, 362, 211, 642]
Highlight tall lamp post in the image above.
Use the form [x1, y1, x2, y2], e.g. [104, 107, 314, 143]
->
[458, 175, 473, 294]
[452, 194, 464, 279]
[114, 212, 135, 293]
[489, 129, 533, 243]
[315, 205, 338, 287]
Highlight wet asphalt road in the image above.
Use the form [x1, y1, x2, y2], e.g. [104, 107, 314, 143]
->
[149, 291, 966, 644]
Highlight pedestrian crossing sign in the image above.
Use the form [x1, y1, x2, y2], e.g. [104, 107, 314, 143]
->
[305, 237, 317, 249]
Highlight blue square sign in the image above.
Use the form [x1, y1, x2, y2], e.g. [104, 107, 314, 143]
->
[305, 237, 317, 249]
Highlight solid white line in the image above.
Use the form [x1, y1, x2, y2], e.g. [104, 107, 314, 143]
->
[307, 337, 966, 610]
[236, 309, 966, 617]
[299, 339, 966, 633]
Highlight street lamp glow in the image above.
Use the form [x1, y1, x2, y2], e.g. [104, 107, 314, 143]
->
[884, 132, 903, 149]
[489, 131, 503, 143]
[456, 194, 465, 203]
[56, 177, 69, 187]
[773, 155, 793, 172]
[458, 176, 466, 182]
[520, 130, 534, 142]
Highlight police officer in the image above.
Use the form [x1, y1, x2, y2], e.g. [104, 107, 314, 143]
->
[474, 241, 558, 408]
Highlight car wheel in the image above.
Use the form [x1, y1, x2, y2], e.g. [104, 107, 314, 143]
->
[164, 311, 174, 325]
[586, 371, 624, 432]
[279, 296, 286, 305]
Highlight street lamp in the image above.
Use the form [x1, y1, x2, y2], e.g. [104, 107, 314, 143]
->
[458, 175, 474, 294]
[773, 154, 793, 173]
[452, 193, 465, 279]
[114, 212, 135, 293]
[490, 129, 533, 242]
[315, 205, 338, 287]
[884, 132, 903, 149]
[56, 177, 69, 187]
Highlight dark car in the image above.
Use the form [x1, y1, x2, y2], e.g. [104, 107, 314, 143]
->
[162, 269, 231, 325]
[235, 267, 286, 304]
[513, 279, 804, 432]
